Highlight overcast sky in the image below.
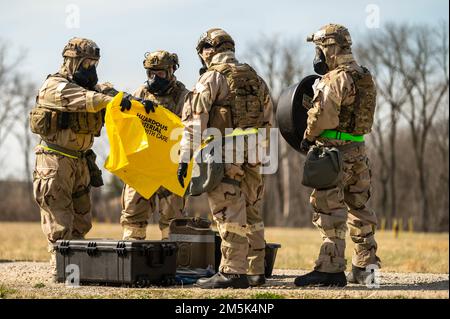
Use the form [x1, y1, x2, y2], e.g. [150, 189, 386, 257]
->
[0, 0, 448, 179]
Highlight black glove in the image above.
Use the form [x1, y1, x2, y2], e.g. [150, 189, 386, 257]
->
[142, 100, 156, 114]
[120, 96, 132, 112]
[177, 163, 188, 188]
[300, 138, 315, 155]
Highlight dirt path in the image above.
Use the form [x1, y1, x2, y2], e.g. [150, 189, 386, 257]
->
[0, 261, 448, 299]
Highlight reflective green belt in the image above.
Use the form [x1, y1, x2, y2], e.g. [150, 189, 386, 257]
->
[319, 129, 365, 142]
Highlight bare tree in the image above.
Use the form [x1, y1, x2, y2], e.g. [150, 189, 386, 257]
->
[430, 113, 449, 230]
[356, 23, 449, 231]
[11, 74, 38, 187]
[245, 34, 309, 226]
[394, 23, 449, 231]
[368, 111, 390, 221]
[356, 24, 414, 227]
[0, 40, 24, 154]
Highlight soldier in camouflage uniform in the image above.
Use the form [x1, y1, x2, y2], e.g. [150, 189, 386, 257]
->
[120, 50, 189, 240]
[30, 37, 152, 278]
[295, 24, 381, 287]
[177, 28, 273, 289]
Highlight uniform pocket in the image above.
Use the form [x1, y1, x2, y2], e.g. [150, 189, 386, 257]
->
[33, 167, 57, 180]
[72, 187, 91, 215]
[33, 169, 58, 209]
[29, 108, 55, 135]
[33, 153, 59, 181]
[349, 160, 371, 191]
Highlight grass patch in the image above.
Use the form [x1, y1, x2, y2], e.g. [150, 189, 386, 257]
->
[0, 222, 448, 274]
[0, 284, 17, 298]
[33, 283, 45, 289]
[252, 292, 285, 299]
[212, 294, 236, 299]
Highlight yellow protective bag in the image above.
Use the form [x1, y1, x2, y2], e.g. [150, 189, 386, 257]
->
[104, 92, 193, 199]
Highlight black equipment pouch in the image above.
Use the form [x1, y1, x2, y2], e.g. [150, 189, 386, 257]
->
[85, 149, 104, 187]
[302, 146, 343, 189]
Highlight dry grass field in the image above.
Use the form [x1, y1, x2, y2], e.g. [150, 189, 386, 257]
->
[0, 222, 448, 299]
[0, 222, 448, 273]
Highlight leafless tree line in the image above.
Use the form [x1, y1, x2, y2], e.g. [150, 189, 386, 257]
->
[0, 40, 37, 192]
[357, 23, 449, 232]
[0, 23, 448, 232]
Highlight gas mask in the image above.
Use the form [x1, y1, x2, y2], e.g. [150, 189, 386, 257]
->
[146, 73, 171, 95]
[199, 66, 207, 75]
[73, 64, 98, 90]
[313, 47, 329, 75]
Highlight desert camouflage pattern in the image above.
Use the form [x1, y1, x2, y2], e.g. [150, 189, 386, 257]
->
[208, 161, 266, 275]
[307, 24, 352, 48]
[120, 184, 185, 240]
[305, 25, 381, 273]
[35, 74, 112, 151]
[33, 148, 92, 270]
[180, 51, 273, 159]
[208, 63, 267, 129]
[133, 80, 188, 115]
[120, 81, 189, 240]
[180, 50, 273, 275]
[336, 66, 376, 135]
[196, 28, 235, 54]
[62, 37, 101, 60]
[310, 143, 380, 272]
[31, 37, 116, 273]
[143, 50, 179, 71]
[304, 36, 376, 139]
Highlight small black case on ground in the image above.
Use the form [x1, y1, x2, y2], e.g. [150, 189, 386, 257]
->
[54, 239, 178, 287]
[214, 233, 281, 277]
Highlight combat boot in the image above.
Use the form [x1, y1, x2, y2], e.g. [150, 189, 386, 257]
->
[294, 270, 347, 287]
[247, 274, 266, 287]
[196, 272, 249, 289]
[347, 265, 371, 285]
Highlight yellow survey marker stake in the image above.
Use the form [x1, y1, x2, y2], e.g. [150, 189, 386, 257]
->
[104, 92, 193, 198]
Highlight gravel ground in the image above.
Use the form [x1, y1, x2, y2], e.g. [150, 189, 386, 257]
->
[0, 261, 448, 299]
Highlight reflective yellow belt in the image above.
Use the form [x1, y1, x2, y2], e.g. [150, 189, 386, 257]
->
[202, 127, 259, 148]
[39, 141, 85, 159]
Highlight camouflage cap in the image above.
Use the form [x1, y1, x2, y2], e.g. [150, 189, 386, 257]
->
[307, 24, 352, 47]
[143, 50, 179, 71]
[196, 28, 235, 54]
[62, 37, 100, 59]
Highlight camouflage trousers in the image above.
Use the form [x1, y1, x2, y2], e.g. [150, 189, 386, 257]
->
[33, 149, 92, 266]
[310, 143, 381, 273]
[208, 162, 266, 275]
[120, 185, 185, 240]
